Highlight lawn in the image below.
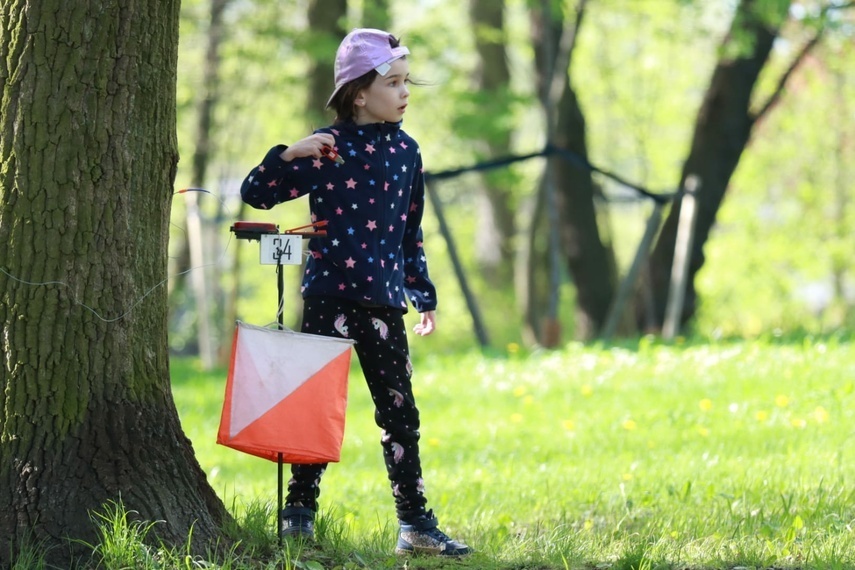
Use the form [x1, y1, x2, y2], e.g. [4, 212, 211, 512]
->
[171, 333, 855, 569]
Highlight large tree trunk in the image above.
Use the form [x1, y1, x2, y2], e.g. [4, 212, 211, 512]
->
[642, 0, 791, 329]
[0, 2, 229, 566]
[469, 0, 516, 280]
[524, 0, 612, 342]
[551, 84, 615, 339]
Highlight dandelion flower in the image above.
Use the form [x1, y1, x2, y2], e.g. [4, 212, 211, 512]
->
[791, 418, 807, 429]
[562, 419, 575, 431]
[775, 394, 790, 408]
[511, 413, 523, 423]
[699, 398, 713, 412]
[622, 473, 633, 481]
[581, 384, 593, 397]
[812, 406, 829, 424]
[513, 386, 527, 397]
[622, 419, 637, 431]
[755, 410, 769, 422]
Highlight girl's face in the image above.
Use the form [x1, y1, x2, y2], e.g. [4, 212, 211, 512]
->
[354, 58, 410, 125]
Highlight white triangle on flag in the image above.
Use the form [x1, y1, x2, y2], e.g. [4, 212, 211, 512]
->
[229, 322, 354, 437]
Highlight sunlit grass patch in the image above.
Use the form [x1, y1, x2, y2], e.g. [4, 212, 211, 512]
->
[171, 336, 855, 568]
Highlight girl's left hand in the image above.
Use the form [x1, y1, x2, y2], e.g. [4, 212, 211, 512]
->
[413, 311, 436, 336]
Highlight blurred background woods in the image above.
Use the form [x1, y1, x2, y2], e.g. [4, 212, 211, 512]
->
[169, 0, 854, 367]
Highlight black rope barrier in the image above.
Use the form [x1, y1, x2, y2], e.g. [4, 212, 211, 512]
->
[424, 143, 676, 206]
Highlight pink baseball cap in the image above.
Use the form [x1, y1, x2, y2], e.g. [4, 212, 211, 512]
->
[326, 28, 410, 108]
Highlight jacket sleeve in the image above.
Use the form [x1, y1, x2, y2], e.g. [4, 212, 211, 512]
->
[240, 144, 317, 210]
[402, 151, 438, 312]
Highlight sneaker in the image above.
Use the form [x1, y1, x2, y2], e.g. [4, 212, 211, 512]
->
[395, 511, 471, 556]
[280, 506, 315, 540]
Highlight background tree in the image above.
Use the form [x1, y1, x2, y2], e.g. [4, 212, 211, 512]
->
[0, 1, 228, 565]
[187, 0, 231, 369]
[167, 0, 854, 351]
[468, 0, 517, 280]
[521, 0, 614, 343]
[641, 0, 825, 330]
[304, 0, 347, 126]
[548, 0, 615, 342]
[364, 0, 391, 30]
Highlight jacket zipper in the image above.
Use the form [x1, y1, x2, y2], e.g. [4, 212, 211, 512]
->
[375, 127, 388, 302]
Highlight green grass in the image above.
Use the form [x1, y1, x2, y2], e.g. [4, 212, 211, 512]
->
[165, 334, 855, 569]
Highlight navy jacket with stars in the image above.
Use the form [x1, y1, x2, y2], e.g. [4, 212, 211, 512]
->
[240, 120, 437, 313]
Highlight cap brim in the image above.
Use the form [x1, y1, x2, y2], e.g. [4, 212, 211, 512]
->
[325, 87, 342, 109]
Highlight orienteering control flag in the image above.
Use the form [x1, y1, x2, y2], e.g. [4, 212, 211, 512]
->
[218, 321, 355, 464]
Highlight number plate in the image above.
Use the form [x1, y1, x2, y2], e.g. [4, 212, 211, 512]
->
[260, 234, 303, 265]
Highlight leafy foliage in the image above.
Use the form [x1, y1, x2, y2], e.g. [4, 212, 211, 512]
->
[171, 0, 854, 352]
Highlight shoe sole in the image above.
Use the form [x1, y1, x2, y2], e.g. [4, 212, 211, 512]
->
[395, 546, 471, 557]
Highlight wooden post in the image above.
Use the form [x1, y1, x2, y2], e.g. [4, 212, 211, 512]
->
[186, 190, 215, 369]
[663, 175, 700, 341]
[602, 200, 665, 341]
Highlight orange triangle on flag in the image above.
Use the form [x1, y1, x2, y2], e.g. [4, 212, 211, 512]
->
[217, 321, 354, 464]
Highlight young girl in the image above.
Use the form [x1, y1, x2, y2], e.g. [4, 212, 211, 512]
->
[240, 28, 470, 557]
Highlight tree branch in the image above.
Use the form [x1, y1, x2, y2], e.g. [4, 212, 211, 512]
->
[546, 0, 588, 109]
[753, 0, 854, 122]
[752, 30, 823, 123]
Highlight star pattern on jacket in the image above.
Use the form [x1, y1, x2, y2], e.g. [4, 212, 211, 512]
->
[240, 121, 436, 313]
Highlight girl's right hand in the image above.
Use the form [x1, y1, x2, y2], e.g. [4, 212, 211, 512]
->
[280, 133, 337, 162]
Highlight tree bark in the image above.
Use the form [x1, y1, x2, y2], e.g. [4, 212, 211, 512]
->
[0, 1, 229, 565]
[552, 84, 615, 340]
[525, 0, 612, 342]
[469, 0, 516, 279]
[642, 0, 791, 330]
[306, 0, 347, 126]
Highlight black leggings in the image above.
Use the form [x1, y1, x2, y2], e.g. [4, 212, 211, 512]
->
[286, 296, 428, 522]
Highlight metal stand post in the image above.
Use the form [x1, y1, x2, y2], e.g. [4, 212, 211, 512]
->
[276, 263, 285, 545]
[228, 220, 326, 547]
[277, 451, 284, 546]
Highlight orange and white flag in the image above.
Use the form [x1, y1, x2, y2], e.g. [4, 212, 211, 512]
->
[217, 321, 354, 464]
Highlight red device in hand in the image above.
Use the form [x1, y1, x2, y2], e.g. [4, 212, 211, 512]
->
[321, 145, 345, 165]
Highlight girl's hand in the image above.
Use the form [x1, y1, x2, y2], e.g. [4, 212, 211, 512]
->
[280, 133, 336, 162]
[413, 311, 436, 337]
